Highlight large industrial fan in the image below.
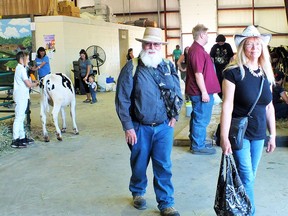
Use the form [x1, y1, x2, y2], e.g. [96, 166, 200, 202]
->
[86, 45, 106, 75]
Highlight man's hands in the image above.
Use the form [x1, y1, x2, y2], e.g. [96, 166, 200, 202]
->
[168, 118, 176, 127]
[125, 118, 177, 146]
[125, 129, 137, 145]
[201, 92, 210, 102]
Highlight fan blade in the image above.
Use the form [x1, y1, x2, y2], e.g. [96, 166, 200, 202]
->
[94, 46, 97, 55]
[92, 53, 99, 59]
[96, 57, 104, 64]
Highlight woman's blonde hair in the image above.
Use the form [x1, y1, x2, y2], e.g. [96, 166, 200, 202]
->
[225, 37, 274, 84]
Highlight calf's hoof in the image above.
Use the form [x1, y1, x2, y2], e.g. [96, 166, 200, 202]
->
[74, 128, 79, 135]
[61, 128, 67, 133]
[56, 133, 62, 141]
[44, 136, 50, 142]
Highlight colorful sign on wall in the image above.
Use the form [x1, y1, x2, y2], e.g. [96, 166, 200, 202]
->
[0, 18, 32, 71]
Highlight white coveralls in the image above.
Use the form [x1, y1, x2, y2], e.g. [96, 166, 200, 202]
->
[13, 63, 30, 140]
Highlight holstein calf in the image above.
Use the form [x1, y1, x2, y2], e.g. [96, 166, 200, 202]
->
[40, 73, 79, 142]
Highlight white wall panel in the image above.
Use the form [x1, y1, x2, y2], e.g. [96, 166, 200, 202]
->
[218, 10, 252, 25]
[179, 0, 217, 53]
[77, 0, 94, 8]
[254, 0, 283, 7]
[217, 0, 288, 47]
[255, 10, 288, 33]
[180, 0, 217, 33]
[218, 0, 251, 7]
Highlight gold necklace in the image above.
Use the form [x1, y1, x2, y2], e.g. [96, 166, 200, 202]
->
[247, 66, 263, 77]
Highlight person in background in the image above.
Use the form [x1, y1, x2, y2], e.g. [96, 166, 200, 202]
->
[86, 75, 98, 104]
[115, 27, 182, 216]
[172, 45, 182, 72]
[210, 34, 234, 98]
[272, 70, 288, 119]
[33, 47, 51, 79]
[220, 25, 276, 215]
[186, 24, 221, 155]
[25, 52, 37, 131]
[177, 46, 189, 82]
[79, 49, 94, 103]
[126, 48, 134, 61]
[11, 51, 39, 148]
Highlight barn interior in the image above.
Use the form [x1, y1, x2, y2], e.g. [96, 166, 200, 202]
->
[0, 0, 288, 215]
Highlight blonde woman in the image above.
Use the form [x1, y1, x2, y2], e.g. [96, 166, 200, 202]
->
[220, 25, 276, 215]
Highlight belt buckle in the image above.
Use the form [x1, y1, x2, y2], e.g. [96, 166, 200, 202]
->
[151, 122, 162, 127]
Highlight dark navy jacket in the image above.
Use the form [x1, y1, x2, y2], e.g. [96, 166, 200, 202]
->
[115, 58, 182, 131]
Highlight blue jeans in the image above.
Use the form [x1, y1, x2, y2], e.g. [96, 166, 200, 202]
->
[189, 94, 214, 150]
[89, 86, 97, 103]
[233, 139, 265, 216]
[129, 121, 175, 211]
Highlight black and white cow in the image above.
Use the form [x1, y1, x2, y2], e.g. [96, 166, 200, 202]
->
[40, 73, 79, 142]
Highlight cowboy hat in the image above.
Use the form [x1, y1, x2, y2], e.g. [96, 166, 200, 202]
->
[234, 25, 271, 47]
[136, 27, 168, 45]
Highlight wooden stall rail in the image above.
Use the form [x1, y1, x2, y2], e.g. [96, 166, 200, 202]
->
[0, 72, 14, 121]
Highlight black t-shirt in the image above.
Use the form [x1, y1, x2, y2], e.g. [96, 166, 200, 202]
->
[210, 43, 234, 66]
[272, 84, 285, 104]
[224, 66, 272, 140]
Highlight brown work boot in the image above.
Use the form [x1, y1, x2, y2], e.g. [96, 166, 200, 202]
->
[160, 207, 180, 216]
[132, 195, 147, 210]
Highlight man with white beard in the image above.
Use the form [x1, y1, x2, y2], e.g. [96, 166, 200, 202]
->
[115, 27, 182, 216]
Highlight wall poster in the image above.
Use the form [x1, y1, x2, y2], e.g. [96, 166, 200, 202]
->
[0, 18, 32, 84]
[43, 34, 56, 59]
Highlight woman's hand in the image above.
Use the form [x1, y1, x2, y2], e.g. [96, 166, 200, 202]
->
[220, 138, 233, 155]
[266, 135, 276, 153]
[266, 100, 276, 153]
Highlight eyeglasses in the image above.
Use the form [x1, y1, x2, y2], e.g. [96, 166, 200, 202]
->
[244, 43, 261, 48]
[144, 42, 161, 47]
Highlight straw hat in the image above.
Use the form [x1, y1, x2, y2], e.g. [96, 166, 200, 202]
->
[136, 27, 168, 45]
[234, 25, 271, 47]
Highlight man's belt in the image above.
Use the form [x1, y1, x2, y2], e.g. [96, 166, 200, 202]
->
[141, 122, 164, 127]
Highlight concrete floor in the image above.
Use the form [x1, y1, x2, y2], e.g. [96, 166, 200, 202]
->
[0, 92, 287, 216]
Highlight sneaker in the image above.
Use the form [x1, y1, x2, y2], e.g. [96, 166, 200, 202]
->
[20, 137, 34, 145]
[11, 139, 27, 148]
[133, 195, 147, 210]
[190, 146, 216, 155]
[160, 207, 180, 216]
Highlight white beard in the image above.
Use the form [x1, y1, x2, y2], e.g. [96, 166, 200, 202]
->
[140, 49, 163, 68]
